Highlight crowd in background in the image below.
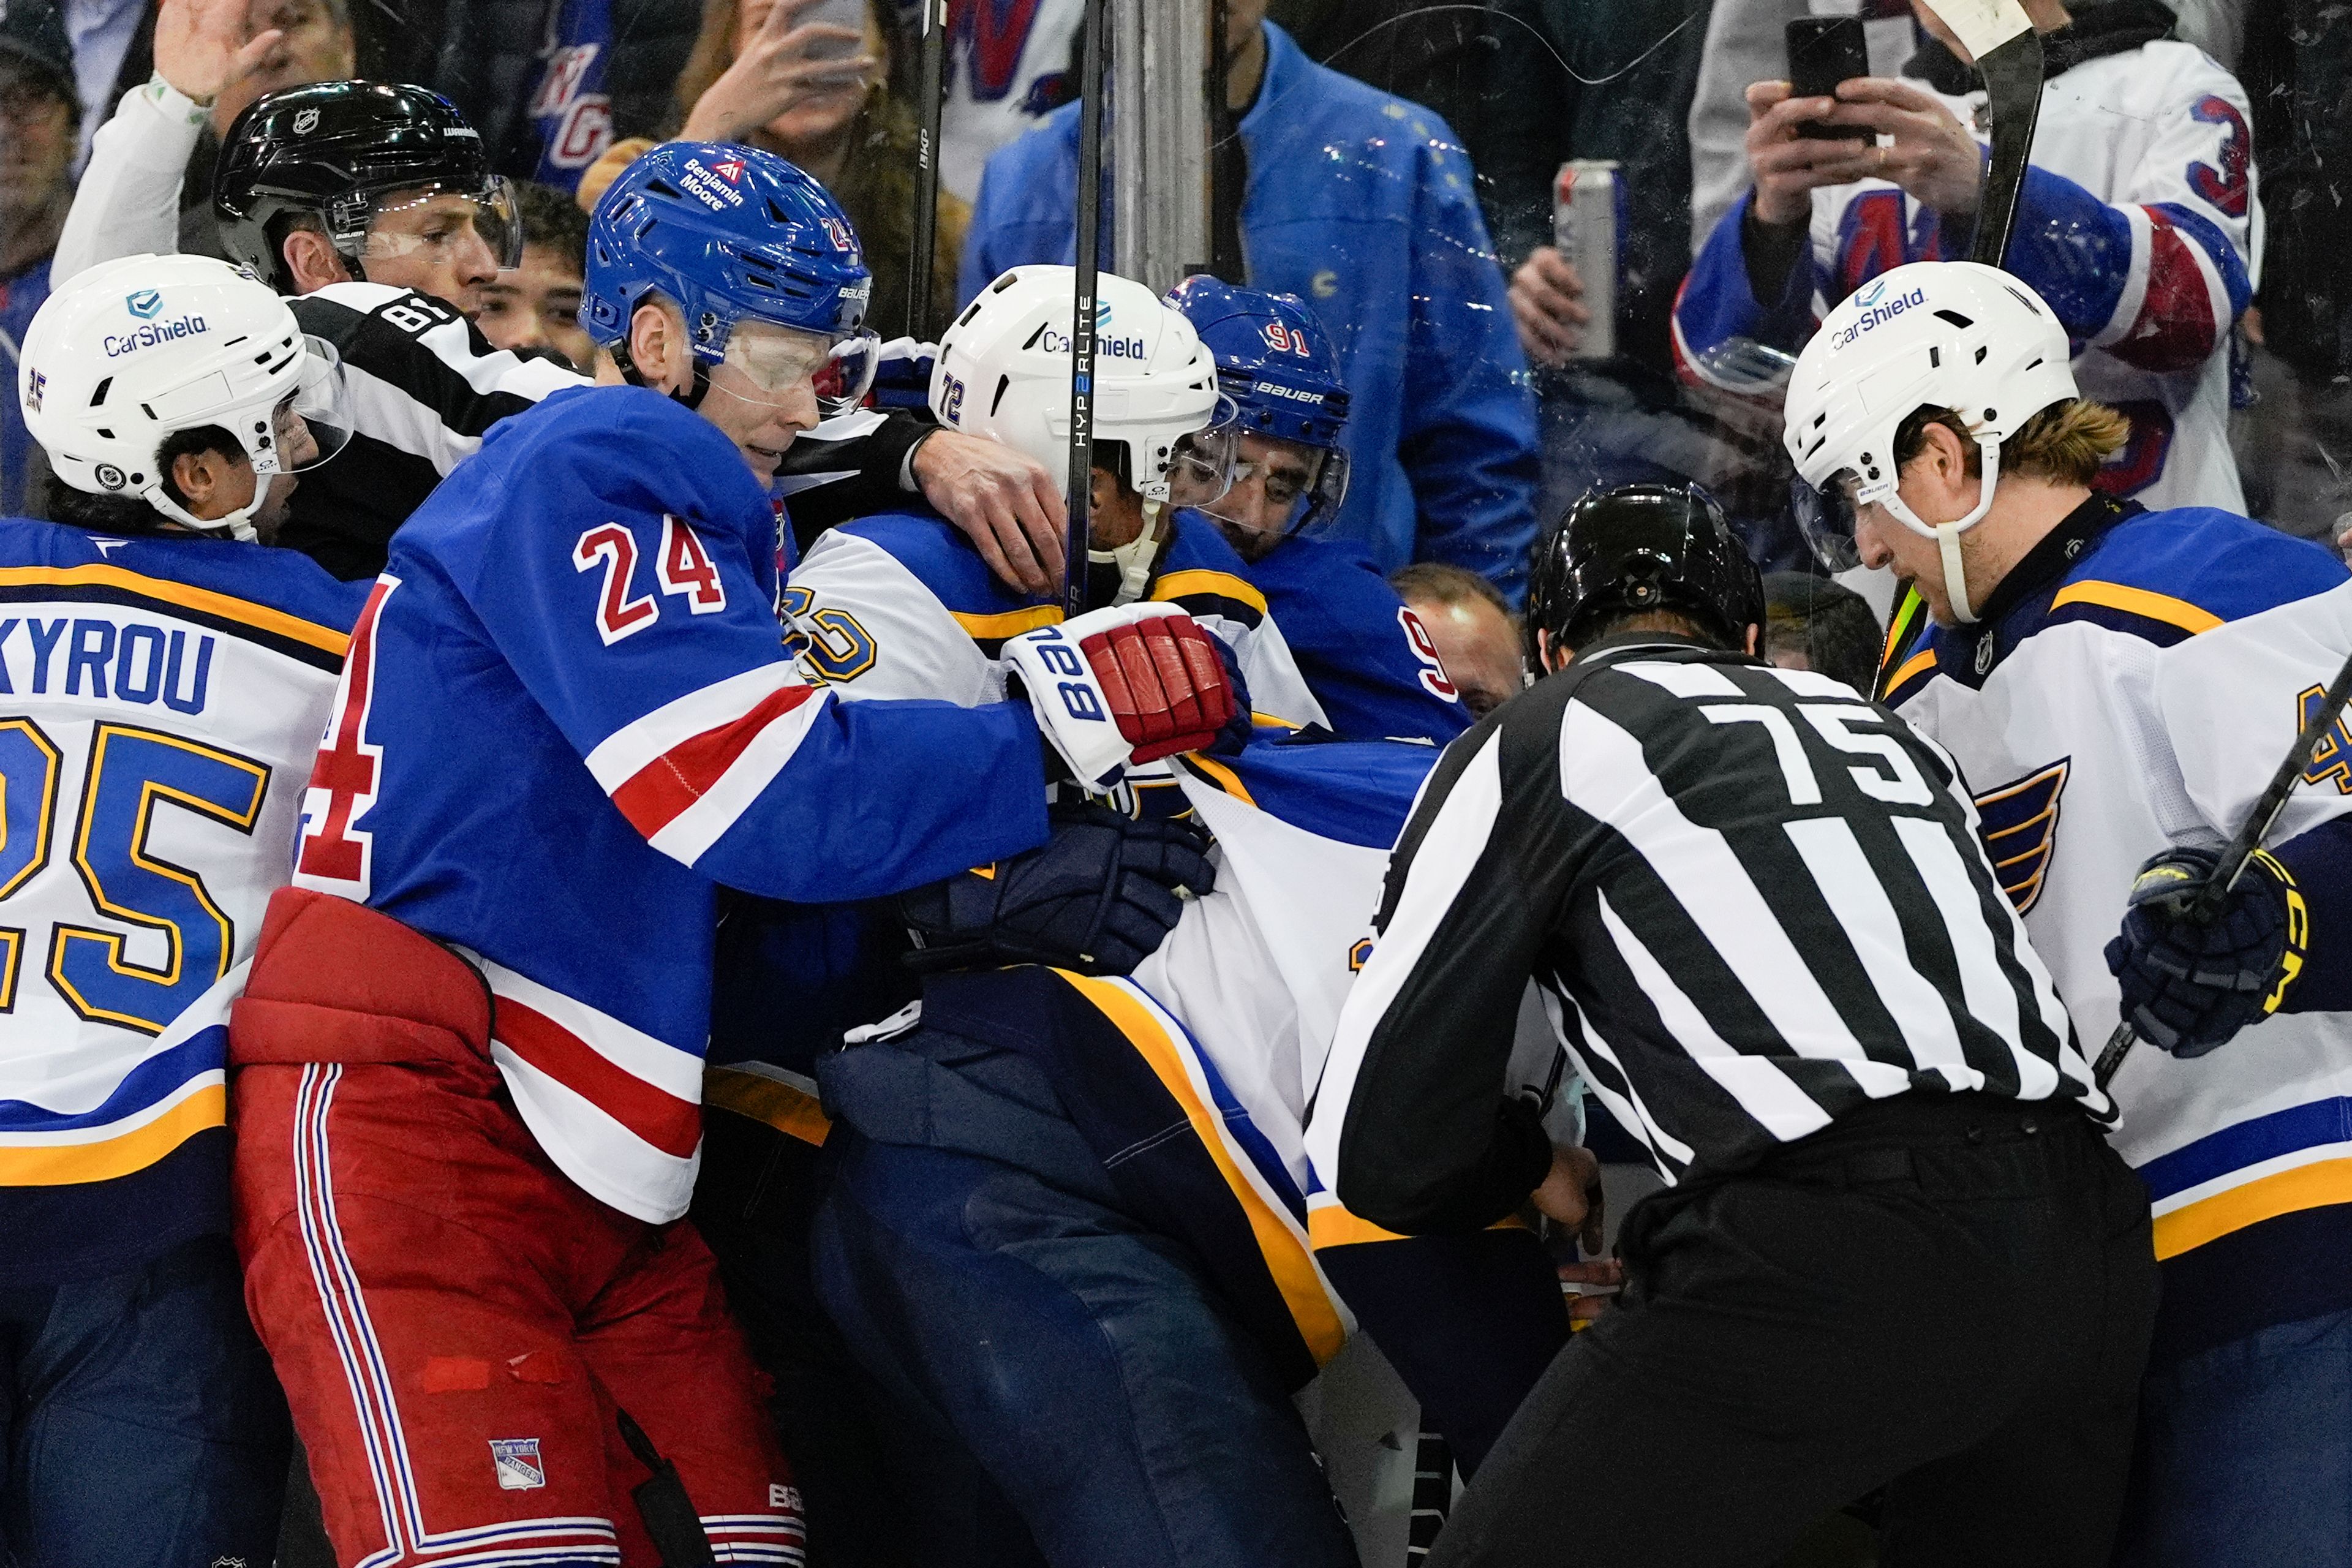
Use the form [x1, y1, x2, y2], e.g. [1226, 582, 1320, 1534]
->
[6, 0, 2348, 654]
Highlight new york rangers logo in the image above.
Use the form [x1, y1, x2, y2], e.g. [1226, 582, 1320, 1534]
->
[490, 1438, 545, 1491]
[1973, 759, 2069, 914]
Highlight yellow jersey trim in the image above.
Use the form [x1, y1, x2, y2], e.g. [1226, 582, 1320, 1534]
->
[1884, 649, 1938, 697]
[1177, 753, 1257, 807]
[2153, 1156, 2352, 1261]
[2049, 580, 2223, 636]
[948, 604, 1063, 640]
[705, 1065, 832, 1147]
[1055, 970, 1348, 1366]
[0, 565, 351, 655]
[0, 1080, 223, 1185]
[1152, 570, 1268, 616]
[1307, 1204, 1530, 1251]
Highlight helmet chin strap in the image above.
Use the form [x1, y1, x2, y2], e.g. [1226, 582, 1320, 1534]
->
[145, 472, 270, 544]
[1088, 497, 1166, 606]
[1883, 437, 2003, 626]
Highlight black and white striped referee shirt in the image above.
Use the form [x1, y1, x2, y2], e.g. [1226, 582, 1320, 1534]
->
[1305, 634, 2108, 1236]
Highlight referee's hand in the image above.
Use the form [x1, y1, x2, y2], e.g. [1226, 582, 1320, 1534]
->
[1532, 1144, 1605, 1258]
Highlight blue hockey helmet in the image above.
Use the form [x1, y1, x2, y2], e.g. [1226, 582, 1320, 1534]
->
[1164, 275, 1351, 545]
[582, 141, 878, 412]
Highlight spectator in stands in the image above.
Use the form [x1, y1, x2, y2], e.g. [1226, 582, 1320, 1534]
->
[1675, 0, 2255, 518]
[1761, 571, 1881, 696]
[962, 0, 1541, 600]
[1, 0, 77, 516]
[1392, 561, 1525, 717]
[475, 180, 594, 372]
[1476, 0, 1762, 542]
[583, 0, 967, 339]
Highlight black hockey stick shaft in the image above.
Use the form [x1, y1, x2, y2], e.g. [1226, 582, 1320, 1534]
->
[1063, 0, 1109, 619]
[2092, 644, 2352, 1088]
[907, 0, 948, 338]
[1968, 27, 2043, 268]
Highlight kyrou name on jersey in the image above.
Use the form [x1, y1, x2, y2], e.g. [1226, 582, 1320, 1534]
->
[0, 617, 216, 714]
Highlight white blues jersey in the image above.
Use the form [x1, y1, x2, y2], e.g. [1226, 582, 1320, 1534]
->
[0, 518, 362, 1284]
[1884, 497, 2352, 1355]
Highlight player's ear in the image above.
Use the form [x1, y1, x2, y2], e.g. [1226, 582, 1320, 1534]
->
[628, 300, 688, 396]
[282, 227, 354, 295]
[170, 446, 247, 521]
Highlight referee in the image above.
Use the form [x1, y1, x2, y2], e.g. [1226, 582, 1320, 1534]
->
[1306, 484, 2158, 1567]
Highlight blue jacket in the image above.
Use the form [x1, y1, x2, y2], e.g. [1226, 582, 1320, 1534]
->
[1250, 533, 1469, 745]
[959, 22, 1540, 602]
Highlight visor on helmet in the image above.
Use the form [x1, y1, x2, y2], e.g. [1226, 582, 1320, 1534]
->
[1791, 469, 1863, 573]
[280, 335, 353, 472]
[1168, 426, 1345, 541]
[717, 319, 882, 417]
[354, 176, 526, 270]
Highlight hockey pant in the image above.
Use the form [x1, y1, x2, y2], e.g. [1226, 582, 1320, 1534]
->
[227, 887, 803, 1568]
[808, 970, 1359, 1568]
[0, 1232, 290, 1566]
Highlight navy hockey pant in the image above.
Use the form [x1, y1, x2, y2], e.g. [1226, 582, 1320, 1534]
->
[1428, 1094, 2156, 1568]
[0, 1232, 291, 1566]
[809, 1025, 1358, 1568]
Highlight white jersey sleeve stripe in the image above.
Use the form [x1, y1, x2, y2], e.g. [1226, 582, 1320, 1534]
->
[583, 662, 809, 790]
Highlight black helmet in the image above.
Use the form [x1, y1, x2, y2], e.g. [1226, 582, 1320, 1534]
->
[1525, 482, 1765, 665]
[214, 80, 522, 295]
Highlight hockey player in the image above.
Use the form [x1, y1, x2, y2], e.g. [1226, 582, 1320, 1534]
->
[787, 265, 1330, 743]
[53, 0, 1072, 591]
[1310, 474, 2154, 1567]
[1787, 258, 2352, 1566]
[1165, 276, 1471, 745]
[1675, 0, 2256, 514]
[223, 143, 1237, 1567]
[4, 254, 359, 1566]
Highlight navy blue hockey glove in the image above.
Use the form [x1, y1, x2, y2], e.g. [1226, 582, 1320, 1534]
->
[2103, 846, 2309, 1058]
[899, 803, 1216, 976]
[1207, 630, 1255, 757]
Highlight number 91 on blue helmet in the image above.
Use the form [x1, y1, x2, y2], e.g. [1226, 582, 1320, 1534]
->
[580, 141, 881, 426]
[1162, 277, 1352, 562]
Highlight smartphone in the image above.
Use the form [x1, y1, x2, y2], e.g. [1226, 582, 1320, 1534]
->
[1786, 16, 1871, 143]
[794, 0, 867, 64]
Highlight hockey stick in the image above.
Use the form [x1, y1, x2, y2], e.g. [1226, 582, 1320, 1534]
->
[2092, 646, 2352, 1089]
[906, 0, 948, 338]
[1063, 0, 1110, 619]
[1868, 1, 2040, 699]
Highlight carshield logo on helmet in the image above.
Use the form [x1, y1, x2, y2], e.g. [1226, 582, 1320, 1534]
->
[126, 290, 162, 319]
[1830, 283, 1929, 351]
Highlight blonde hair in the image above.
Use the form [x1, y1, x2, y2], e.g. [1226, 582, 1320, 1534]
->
[1893, 398, 2132, 488]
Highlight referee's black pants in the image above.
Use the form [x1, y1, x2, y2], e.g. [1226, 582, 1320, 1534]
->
[1428, 1091, 2158, 1568]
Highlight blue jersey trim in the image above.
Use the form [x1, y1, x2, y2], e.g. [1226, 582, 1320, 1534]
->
[2138, 1096, 2352, 1204]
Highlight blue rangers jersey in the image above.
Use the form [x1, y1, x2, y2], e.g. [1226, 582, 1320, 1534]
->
[286, 385, 1052, 1224]
[0, 518, 362, 1285]
[1674, 40, 2256, 514]
[1247, 533, 1470, 745]
[1884, 499, 2352, 1360]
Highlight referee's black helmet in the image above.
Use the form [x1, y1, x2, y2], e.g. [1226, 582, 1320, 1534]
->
[1526, 482, 1765, 665]
[215, 81, 521, 295]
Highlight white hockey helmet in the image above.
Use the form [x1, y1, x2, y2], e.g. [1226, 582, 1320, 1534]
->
[930, 265, 1236, 505]
[1782, 260, 2078, 622]
[18, 253, 350, 540]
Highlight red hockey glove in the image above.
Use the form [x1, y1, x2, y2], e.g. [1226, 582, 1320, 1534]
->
[1002, 605, 1240, 786]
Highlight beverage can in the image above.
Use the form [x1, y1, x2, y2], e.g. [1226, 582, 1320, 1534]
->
[1552, 159, 1622, 362]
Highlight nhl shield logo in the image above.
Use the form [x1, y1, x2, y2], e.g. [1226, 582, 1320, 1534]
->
[293, 106, 321, 134]
[489, 1438, 546, 1491]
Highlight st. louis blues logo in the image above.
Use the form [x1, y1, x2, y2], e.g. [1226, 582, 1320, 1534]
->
[126, 289, 163, 319]
[1973, 759, 2070, 914]
[2299, 683, 2352, 794]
